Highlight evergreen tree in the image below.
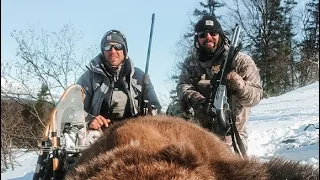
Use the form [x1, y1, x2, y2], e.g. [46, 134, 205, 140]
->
[35, 84, 50, 120]
[20, 84, 51, 148]
[229, 0, 301, 96]
[244, 0, 297, 96]
[297, 0, 319, 86]
[282, 0, 298, 89]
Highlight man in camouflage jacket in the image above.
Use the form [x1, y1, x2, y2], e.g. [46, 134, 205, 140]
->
[176, 15, 263, 152]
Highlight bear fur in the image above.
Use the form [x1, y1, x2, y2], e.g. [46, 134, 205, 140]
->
[65, 115, 319, 180]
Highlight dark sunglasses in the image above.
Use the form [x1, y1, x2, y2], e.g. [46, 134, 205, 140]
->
[104, 44, 124, 51]
[197, 30, 220, 38]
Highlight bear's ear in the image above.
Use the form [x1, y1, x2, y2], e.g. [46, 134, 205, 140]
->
[264, 158, 319, 180]
[155, 144, 201, 169]
[211, 158, 268, 180]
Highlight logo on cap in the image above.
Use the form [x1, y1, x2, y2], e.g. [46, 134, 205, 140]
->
[205, 20, 214, 26]
[107, 35, 112, 40]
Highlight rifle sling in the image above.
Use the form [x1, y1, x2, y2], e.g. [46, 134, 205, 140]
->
[228, 91, 247, 158]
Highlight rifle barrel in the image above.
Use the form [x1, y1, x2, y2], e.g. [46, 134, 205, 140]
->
[231, 24, 241, 45]
[145, 13, 155, 74]
[220, 24, 241, 83]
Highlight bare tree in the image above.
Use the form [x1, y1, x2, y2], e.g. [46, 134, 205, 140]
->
[1, 23, 95, 125]
[1, 23, 95, 171]
[226, 0, 300, 96]
[1, 100, 27, 171]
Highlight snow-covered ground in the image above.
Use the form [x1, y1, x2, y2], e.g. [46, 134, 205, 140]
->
[2, 82, 319, 180]
[247, 82, 319, 166]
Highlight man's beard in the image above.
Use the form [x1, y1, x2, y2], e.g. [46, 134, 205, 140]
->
[202, 39, 217, 53]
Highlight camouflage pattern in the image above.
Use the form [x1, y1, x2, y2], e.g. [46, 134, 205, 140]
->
[176, 45, 263, 150]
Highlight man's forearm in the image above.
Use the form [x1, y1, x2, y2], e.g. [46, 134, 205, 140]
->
[236, 82, 262, 107]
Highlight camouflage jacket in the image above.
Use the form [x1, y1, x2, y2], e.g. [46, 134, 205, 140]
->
[176, 46, 263, 134]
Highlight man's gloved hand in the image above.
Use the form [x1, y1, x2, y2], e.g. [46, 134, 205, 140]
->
[189, 91, 206, 109]
[226, 72, 245, 91]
